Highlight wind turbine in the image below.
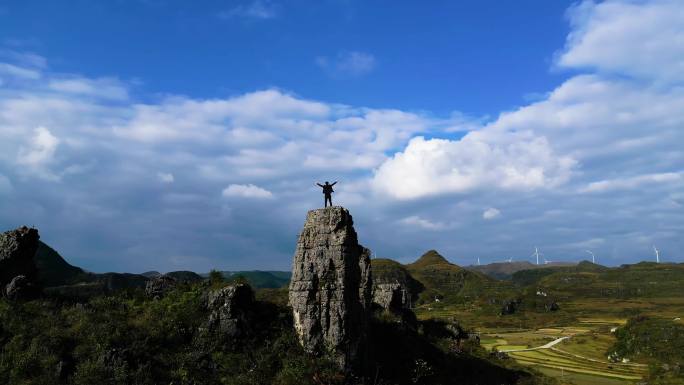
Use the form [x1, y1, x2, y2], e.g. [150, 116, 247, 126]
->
[653, 245, 660, 263]
[585, 250, 596, 264]
[477, 257, 481, 266]
[531, 247, 542, 265]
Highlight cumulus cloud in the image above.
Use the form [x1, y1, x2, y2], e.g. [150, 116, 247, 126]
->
[222, 184, 274, 199]
[316, 51, 376, 77]
[372, 133, 576, 200]
[483, 208, 501, 220]
[0, 0, 683, 271]
[557, 0, 684, 82]
[17, 126, 59, 167]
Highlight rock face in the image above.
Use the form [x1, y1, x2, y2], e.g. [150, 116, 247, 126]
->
[289, 207, 372, 373]
[373, 282, 410, 311]
[0, 226, 40, 286]
[207, 283, 255, 338]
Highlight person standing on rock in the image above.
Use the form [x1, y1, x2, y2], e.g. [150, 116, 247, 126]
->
[316, 181, 337, 207]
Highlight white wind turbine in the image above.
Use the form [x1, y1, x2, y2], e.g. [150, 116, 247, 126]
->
[477, 257, 481, 266]
[585, 250, 596, 264]
[653, 245, 660, 263]
[531, 247, 542, 265]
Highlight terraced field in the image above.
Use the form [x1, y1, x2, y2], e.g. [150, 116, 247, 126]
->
[482, 320, 647, 385]
[509, 348, 645, 381]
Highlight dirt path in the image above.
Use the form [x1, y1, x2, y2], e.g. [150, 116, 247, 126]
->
[500, 336, 570, 352]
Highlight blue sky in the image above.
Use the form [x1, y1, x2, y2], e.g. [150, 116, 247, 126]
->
[0, 0, 682, 272]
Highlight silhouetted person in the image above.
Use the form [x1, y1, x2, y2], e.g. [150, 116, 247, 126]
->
[316, 181, 337, 207]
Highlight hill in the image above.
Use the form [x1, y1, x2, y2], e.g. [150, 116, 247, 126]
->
[466, 260, 574, 280]
[511, 260, 606, 286]
[207, 271, 291, 289]
[33, 241, 91, 286]
[405, 250, 510, 304]
[528, 261, 684, 299]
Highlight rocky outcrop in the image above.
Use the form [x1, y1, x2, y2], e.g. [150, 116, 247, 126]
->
[0, 226, 40, 286]
[289, 207, 372, 373]
[373, 282, 410, 311]
[1, 226, 41, 300]
[207, 283, 255, 338]
[145, 275, 177, 299]
[371, 258, 423, 312]
[5, 275, 38, 300]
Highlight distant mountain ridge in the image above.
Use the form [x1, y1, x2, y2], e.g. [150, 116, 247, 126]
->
[203, 271, 291, 289]
[466, 260, 576, 280]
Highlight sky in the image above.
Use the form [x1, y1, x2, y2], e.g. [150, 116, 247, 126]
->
[0, 0, 682, 272]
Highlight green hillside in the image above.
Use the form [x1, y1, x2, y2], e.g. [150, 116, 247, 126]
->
[534, 261, 684, 299]
[405, 250, 511, 304]
[33, 241, 91, 286]
[511, 260, 607, 286]
[610, 316, 684, 383]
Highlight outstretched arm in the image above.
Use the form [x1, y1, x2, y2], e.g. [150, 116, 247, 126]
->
[331, 181, 337, 186]
[316, 183, 324, 187]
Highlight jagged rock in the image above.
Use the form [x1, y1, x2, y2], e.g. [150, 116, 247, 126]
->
[0, 226, 40, 286]
[373, 282, 410, 311]
[5, 275, 37, 300]
[145, 275, 177, 299]
[289, 207, 372, 373]
[206, 283, 255, 338]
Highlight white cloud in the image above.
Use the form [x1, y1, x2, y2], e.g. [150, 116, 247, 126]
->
[49, 77, 128, 100]
[557, 0, 684, 82]
[17, 126, 59, 166]
[316, 51, 376, 77]
[222, 184, 274, 199]
[483, 208, 501, 220]
[579, 172, 683, 193]
[0, 62, 40, 79]
[219, 1, 278, 20]
[399, 215, 448, 231]
[0, 0, 683, 271]
[372, 133, 576, 200]
[0, 50, 47, 68]
[157, 172, 175, 183]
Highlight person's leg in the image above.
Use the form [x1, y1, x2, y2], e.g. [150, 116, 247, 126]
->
[325, 195, 332, 207]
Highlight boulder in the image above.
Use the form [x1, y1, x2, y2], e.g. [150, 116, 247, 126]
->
[207, 283, 255, 338]
[5, 275, 37, 300]
[0, 226, 40, 286]
[288, 207, 372, 373]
